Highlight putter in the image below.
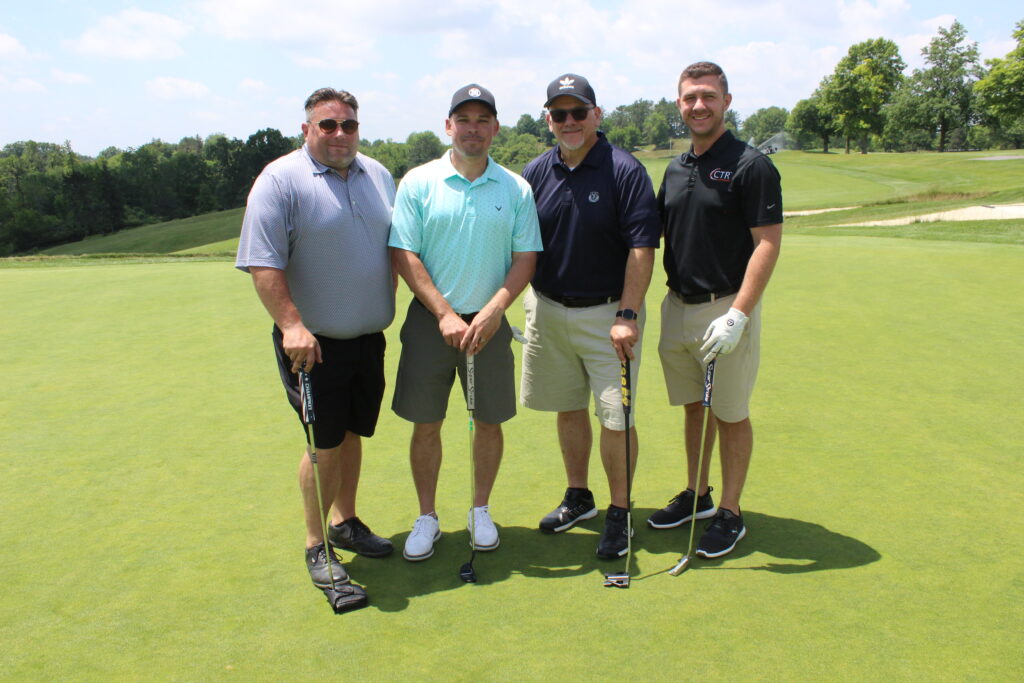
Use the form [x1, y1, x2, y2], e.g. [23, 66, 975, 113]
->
[459, 352, 478, 583]
[604, 359, 634, 589]
[299, 368, 368, 613]
[669, 358, 716, 576]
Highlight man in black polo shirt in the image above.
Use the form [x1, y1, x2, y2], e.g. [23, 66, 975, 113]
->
[650, 61, 782, 558]
[520, 73, 660, 559]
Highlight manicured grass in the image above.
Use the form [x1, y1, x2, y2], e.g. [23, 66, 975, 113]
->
[1, 236, 1021, 679]
[41, 208, 245, 256]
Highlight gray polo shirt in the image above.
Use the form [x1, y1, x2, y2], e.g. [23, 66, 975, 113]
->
[236, 146, 396, 339]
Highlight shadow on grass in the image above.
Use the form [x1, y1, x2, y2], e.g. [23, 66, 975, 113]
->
[345, 509, 879, 611]
[637, 510, 882, 577]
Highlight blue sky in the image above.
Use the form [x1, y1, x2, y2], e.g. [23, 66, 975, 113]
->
[1, 1, 1020, 157]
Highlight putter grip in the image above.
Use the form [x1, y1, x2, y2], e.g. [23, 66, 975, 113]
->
[466, 353, 476, 411]
[620, 359, 631, 415]
[299, 370, 315, 424]
[703, 359, 716, 407]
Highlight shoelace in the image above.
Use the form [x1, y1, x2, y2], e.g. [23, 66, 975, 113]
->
[411, 517, 435, 537]
[346, 517, 371, 539]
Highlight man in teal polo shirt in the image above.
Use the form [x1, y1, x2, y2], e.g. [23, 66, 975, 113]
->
[389, 84, 543, 562]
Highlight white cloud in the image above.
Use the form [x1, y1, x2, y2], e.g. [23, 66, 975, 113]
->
[0, 74, 46, 93]
[0, 33, 29, 58]
[146, 77, 210, 99]
[238, 78, 269, 93]
[65, 9, 192, 60]
[288, 53, 331, 70]
[51, 69, 93, 85]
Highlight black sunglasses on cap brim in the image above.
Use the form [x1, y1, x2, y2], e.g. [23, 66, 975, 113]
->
[315, 118, 359, 134]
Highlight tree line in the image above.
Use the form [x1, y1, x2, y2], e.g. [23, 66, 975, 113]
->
[2, 19, 1020, 256]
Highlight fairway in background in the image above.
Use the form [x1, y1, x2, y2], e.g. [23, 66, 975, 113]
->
[27, 150, 1024, 258]
[1, 233, 1021, 679]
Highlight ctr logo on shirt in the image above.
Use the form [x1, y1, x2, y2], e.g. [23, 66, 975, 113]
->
[709, 168, 733, 182]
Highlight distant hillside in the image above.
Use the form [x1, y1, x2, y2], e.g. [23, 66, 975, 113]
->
[43, 208, 244, 256]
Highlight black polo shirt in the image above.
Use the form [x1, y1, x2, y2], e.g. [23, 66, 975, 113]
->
[522, 132, 660, 298]
[659, 130, 782, 296]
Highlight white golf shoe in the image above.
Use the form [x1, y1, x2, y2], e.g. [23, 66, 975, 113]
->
[403, 514, 441, 561]
[468, 506, 499, 551]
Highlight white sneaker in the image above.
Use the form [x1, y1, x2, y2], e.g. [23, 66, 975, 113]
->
[468, 506, 499, 551]
[403, 514, 441, 561]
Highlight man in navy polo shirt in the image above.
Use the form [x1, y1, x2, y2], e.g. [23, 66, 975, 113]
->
[520, 73, 660, 560]
[650, 61, 783, 559]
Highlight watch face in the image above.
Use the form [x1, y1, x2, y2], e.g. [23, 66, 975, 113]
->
[617, 309, 637, 320]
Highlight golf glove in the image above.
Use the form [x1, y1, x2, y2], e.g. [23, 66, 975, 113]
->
[701, 307, 748, 363]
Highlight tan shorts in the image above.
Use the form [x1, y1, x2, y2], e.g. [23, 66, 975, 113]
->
[520, 288, 643, 430]
[657, 291, 760, 423]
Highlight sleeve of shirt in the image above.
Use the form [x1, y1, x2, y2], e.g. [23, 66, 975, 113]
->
[387, 175, 422, 252]
[738, 155, 784, 228]
[511, 178, 544, 253]
[235, 171, 290, 273]
[616, 161, 661, 248]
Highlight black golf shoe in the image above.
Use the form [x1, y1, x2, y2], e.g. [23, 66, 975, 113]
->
[329, 516, 394, 558]
[305, 542, 350, 588]
[596, 505, 634, 559]
[647, 487, 717, 529]
[539, 487, 597, 533]
[696, 508, 746, 558]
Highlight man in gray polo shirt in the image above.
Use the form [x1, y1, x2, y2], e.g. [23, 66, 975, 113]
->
[236, 87, 396, 609]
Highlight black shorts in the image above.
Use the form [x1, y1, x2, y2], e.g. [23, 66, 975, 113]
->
[273, 326, 386, 450]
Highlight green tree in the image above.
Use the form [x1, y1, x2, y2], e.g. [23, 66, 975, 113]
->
[915, 20, 982, 152]
[405, 131, 446, 168]
[653, 98, 686, 138]
[491, 128, 545, 173]
[974, 20, 1024, 148]
[606, 124, 642, 150]
[362, 139, 409, 179]
[644, 111, 672, 149]
[880, 82, 935, 151]
[741, 106, 789, 146]
[822, 38, 907, 153]
[724, 110, 741, 135]
[787, 94, 838, 151]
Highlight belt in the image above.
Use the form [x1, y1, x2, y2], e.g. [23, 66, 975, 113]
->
[537, 291, 617, 308]
[671, 287, 738, 305]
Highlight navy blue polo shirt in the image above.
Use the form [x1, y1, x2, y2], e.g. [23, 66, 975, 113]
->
[522, 133, 660, 298]
[658, 130, 782, 296]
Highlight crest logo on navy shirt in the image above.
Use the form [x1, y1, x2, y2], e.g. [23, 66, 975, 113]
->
[588, 191, 600, 203]
[709, 168, 733, 182]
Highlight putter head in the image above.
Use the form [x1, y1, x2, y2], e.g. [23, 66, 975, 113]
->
[603, 572, 630, 588]
[322, 584, 369, 614]
[459, 562, 477, 583]
[668, 555, 691, 576]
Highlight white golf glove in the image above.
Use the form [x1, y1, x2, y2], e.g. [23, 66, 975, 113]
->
[701, 307, 748, 364]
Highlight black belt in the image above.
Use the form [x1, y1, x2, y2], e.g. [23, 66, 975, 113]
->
[671, 287, 738, 305]
[537, 291, 616, 308]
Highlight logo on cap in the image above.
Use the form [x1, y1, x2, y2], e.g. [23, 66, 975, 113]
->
[468, 87, 481, 97]
[559, 76, 575, 90]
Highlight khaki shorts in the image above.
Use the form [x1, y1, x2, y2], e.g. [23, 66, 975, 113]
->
[392, 299, 516, 424]
[520, 289, 643, 430]
[657, 291, 760, 423]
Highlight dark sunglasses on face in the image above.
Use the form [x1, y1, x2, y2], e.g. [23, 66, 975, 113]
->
[315, 118, 359, 134]
[548, 106, 594, 123]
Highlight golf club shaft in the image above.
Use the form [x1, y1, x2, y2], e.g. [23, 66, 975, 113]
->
[466, 352, 476, 557]
[622, 359, 632, 578]
[672, 359, 716, 575]
[299, 369, 338, 589]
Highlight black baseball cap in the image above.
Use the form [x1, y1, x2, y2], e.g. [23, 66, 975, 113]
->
[449, 84, 497, 117]
[544, 73, 596, 107]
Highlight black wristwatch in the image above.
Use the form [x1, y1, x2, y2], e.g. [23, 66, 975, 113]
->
[615, 308, 638, 321]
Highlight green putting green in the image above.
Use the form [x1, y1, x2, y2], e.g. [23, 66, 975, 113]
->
[1, 232, 1021, 679]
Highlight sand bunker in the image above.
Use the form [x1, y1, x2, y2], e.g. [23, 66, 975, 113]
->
[784, 207, 858, 216]
[836, 204, 1024, 227]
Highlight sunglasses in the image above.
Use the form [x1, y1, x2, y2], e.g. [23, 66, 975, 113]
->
[548, 106, 594, 123]
[315, 118, 359, 134]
